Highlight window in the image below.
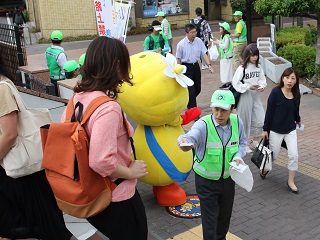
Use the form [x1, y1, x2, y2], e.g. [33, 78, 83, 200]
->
[142, 0, 189, 17]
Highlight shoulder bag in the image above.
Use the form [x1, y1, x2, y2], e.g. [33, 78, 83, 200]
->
[222, 68, 245, 108]
[0, 81, 52, 178]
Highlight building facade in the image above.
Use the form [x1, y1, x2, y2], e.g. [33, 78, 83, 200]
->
[27, 0, 233, 39]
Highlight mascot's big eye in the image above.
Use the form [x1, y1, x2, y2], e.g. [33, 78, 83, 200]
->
[139, 54, 147, 59]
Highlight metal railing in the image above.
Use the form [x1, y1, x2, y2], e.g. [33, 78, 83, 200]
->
[0, 23, 27, 83]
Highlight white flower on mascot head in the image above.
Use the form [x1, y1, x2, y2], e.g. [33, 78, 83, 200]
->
[162, 53, 194, 88]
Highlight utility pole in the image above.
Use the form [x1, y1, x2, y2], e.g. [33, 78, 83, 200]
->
[245, 0, 252, 43]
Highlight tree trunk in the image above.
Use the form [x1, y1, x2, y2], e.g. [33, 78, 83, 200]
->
[297, 17, 303, 27]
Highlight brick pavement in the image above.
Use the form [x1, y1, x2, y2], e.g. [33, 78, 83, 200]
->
[23, 27, 320, 240]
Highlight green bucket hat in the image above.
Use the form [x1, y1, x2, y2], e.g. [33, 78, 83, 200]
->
[63, 60, 80, 72]
[210, 90, 235, 110]
[219, 22, 231, 31]
[78, 53, 86, 66]
[51, 30, 63, 40]
[232, 11, 243, 16]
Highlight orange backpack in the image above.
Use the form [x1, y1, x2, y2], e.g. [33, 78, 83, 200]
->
[40, 96, 130, 218]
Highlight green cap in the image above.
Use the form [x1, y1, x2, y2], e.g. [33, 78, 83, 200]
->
[51, 30, 63, 40]
[232, 11, 243, 16]
[63, 60, 80, 72]
[210, 90, 235, 110]
[155, 11, 165, 17]
[219, 22, 230, 31]
[78, 53, 86, 66]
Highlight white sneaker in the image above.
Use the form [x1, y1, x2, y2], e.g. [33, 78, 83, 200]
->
[201, 65, 208, 70]
[246, 146, 253, 153]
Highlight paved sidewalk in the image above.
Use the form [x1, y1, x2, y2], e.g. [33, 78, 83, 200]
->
[20, 25, 320, 240]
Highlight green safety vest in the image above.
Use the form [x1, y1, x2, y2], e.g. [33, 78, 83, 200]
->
[193, 114, 240, 180]
[219, 34, 234, 59]
[45, 47, 66, 81]
[234, 20, 247, 43]
[161, 19, 172, 40]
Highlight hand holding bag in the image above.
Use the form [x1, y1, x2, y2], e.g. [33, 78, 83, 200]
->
[251, 138, 273, 172]
[0, 81, 52, 178]
[208, 44, 219, 61]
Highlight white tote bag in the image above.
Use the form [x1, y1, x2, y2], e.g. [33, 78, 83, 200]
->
[0, 81, 52, 178]
[208, 45, 219, 61]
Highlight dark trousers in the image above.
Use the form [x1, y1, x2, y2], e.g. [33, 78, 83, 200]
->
[87, 189, 148, 240]
[50, 79, 60, 96]
[0, 169, 73, 240]
[183, 62, 201, 109]
[195, 174, 235, 240]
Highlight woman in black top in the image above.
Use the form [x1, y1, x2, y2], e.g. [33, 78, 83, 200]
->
[262, 67, 301, 193]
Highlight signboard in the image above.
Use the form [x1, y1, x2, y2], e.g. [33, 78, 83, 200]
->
[94, 0, 132, 43]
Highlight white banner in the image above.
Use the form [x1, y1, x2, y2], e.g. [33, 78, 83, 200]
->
[93, 0, 132, 43]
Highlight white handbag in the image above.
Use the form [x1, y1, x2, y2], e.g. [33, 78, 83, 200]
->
[0, 81, 52, 178]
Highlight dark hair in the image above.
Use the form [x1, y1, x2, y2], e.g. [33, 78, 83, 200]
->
[0, 52, 14, 80]
[242, 44, 260, 69]
[152, 20, 161, 26]
[149, 20, 162, 32]
[221, 29, 230, 39]
[276, 67, 301, 106]
[195, 7, 202, 15]
[185, 23, 196, 33]
[75, 36, 133, 98]
[52, 39, 62, 44]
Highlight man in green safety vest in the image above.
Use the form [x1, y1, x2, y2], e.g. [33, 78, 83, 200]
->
[155, 11, 173, 54]
[45, 30, 68, 96]
[230, 11, 247, 72]
[178, 89, 247, 240]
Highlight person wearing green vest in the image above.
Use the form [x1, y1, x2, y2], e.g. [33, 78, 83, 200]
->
[143, 20, 170, 56]
[155, 11, 173, 54]
[178, 89, 247, 240]
[230, 11, 247, 72]
[213, 22, 234, 88]
[45, 30, 68, 96]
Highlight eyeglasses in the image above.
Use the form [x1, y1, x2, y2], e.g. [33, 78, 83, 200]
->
[188, 30, 197, 34]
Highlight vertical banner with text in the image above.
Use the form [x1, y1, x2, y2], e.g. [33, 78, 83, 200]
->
[94, 0, 132, 43]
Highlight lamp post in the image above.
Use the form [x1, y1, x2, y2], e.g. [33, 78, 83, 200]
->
[245, 0, 252, 43]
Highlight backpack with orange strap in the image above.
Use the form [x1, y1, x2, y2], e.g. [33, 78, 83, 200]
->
[40, 96, 134, 218]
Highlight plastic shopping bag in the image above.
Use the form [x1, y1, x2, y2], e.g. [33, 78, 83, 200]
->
[208, 45, 219, 61]
[229, 163, 254, 192]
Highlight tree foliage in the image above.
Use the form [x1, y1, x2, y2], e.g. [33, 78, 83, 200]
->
[254, 0, 320, 83]
[254, 0, 320, 19]
[229, 0, 246, 13]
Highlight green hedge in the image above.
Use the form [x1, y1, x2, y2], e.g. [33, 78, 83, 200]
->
[276, 26, 312, 49]
[277, 44, 316, 78]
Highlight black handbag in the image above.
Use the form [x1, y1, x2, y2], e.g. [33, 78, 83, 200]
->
[222, 68, 245, 108]
[251, 138, 272, 171]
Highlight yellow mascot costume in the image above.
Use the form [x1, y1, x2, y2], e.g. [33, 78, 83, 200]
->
[118, 52, 201, 206]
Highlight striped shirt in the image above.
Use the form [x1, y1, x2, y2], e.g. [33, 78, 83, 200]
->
[176, 36, 207, 63]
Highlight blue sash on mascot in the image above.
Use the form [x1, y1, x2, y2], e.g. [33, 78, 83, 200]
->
[144, 126, 191, 182]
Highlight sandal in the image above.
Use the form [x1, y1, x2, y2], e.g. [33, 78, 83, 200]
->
[260, 171, 269, 180]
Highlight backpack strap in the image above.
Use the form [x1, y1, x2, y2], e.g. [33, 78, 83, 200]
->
[81, 96, 113, 124]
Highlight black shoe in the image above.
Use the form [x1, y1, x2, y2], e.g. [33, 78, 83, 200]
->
[219, 83, 231, 89]
[259, 171, 269, 180]
[287, 182, 299, 194]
